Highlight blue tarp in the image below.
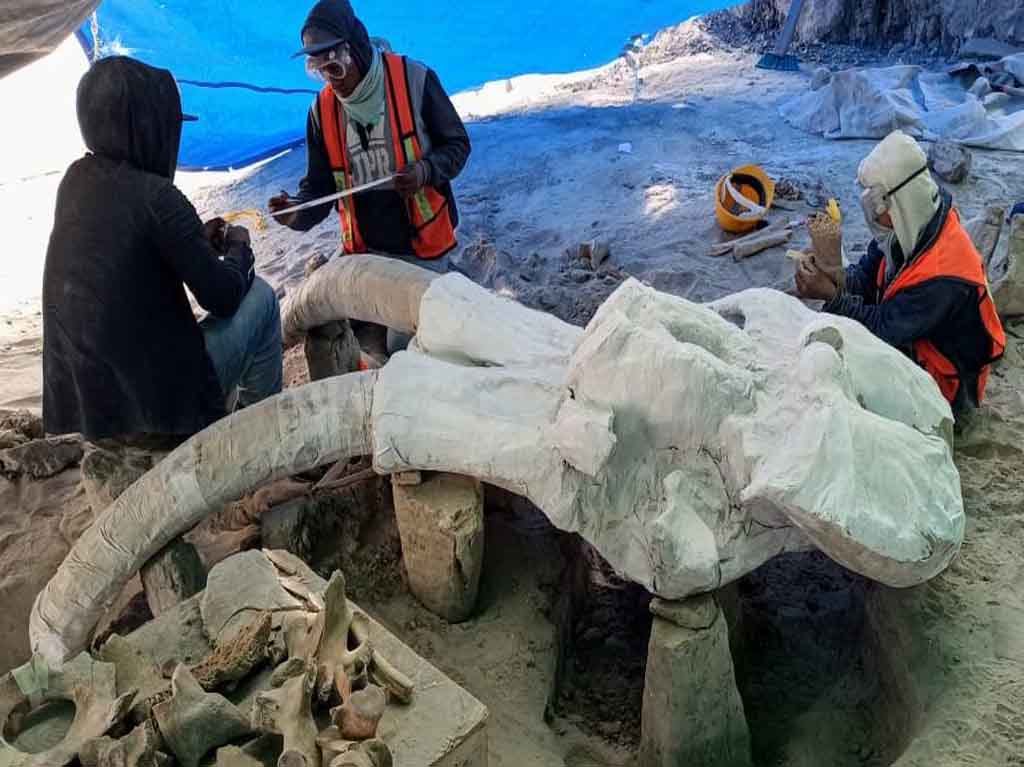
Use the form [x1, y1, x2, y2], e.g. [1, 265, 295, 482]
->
[77, 1, 731, 170]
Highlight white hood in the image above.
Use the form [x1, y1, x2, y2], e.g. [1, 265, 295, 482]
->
[857, 130, 941, 265]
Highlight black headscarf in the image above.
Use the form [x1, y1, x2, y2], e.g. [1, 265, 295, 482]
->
[301, 0, 373, 77]
[76, 56, 185, 180]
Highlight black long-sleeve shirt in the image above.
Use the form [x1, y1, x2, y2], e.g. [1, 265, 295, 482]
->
[286, 65, 470, 255]
[823, 199, 991, 410]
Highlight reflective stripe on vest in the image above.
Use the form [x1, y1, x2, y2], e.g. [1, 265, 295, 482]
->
[317, 53, 457, 258]
[318, 87, 366, 254]
[874, 208, 1006, 404]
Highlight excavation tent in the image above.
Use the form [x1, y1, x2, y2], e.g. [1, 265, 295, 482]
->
[1, 0, 732, 170]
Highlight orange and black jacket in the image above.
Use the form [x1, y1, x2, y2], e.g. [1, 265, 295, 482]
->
[824, 193, 1005, 413]
[285, 61, 470, 256]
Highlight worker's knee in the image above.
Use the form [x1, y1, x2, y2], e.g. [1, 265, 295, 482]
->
[243, 277, 282, 337]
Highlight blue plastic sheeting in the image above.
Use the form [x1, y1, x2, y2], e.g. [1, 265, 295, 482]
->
[77, 1, 732, 171]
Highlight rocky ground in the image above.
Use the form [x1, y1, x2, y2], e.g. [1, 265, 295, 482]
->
[3, 15, 1024, 767]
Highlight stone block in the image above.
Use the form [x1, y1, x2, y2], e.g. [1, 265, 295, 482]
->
[640, 597, 750, 767]
[392, 473, 484, 623]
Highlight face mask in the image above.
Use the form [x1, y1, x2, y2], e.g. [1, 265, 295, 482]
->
[860, 185, 891, 233]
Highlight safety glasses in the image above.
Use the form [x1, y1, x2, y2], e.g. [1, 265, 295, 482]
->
[305, 44, 352, 81]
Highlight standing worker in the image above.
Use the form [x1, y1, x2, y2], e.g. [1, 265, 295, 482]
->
[269, 0, 471, 353]
[796, 130, 1005, 420]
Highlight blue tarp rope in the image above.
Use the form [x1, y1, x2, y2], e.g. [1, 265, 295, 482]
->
[75, 1, 730, 171]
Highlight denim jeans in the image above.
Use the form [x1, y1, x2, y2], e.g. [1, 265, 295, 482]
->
[200, 277, 283, 411]
[380, 252, 450, 353]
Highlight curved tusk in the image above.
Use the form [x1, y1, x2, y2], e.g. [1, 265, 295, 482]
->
[281, 255, 438, 348]
[29, 372, 378, 666]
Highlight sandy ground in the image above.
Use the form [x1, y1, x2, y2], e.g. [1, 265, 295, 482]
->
[4, 18, 1024, 767]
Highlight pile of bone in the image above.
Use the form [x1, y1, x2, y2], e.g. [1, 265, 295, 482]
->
[0, 550, 410, 767]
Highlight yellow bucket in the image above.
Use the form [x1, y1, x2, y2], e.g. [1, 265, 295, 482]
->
[715, 165, 776, 234]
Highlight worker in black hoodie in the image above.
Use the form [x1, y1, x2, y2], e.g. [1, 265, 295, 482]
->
[42, 56, 283, 443]
[269, 0, 471, 354]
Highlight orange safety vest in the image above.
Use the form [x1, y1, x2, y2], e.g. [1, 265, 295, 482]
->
[874, 208, 1006, 404]
[317, 53, 456, 259]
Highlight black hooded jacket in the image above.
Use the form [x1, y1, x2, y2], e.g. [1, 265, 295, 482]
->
[286, 0, 471, 253]
[42, 56, 255, 440]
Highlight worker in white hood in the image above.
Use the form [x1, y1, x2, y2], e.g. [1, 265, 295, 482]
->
[797, 130, 1005, 416]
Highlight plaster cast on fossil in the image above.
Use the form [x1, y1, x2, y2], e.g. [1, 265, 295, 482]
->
[30, 256, 964, 664]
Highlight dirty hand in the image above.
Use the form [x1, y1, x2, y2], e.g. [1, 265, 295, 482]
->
[795, 258, 838, 302]
[202, 217, 228, 252]
[268, 191, 298, 227]
[393, 161, 430, 198]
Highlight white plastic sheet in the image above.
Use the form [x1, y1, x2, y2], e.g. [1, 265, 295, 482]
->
[0, 0, 99, 78]
[781, 60, 1024, 152]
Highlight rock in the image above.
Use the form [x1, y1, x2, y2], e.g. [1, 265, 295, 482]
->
[928, 140, 973, 184]
[810, 66, 831, 90]
[259, 498, 317, 562]
[0, 435, 83, 479]
[305, 319, 361, 380]
[639, 600, 750, 767]
[80, 446, 153, 512]
[392, 473, 485, 623]
[152, 665, 251, 767]
[200, 550, 303, 643]
[140, 539, 208, 617]
[0, 429, 27, 449]
[0, 409, 43, 440]
[959, 37, 1023, 61]
[591, 241, 611, 269]
[745, 0, 1024, 53]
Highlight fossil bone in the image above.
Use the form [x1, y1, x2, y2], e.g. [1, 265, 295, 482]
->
[251, 667, 320, 767]
[0, 653, 136, 767]
[151, 665, 251, 767]
[31, 256, 965, 666]
[283, 572, 373, 705]
[330, 686, 386, 741]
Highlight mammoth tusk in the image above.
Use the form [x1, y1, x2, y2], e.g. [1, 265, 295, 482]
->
[30, 372, 378, 666]
[281, 255, 438, 348]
